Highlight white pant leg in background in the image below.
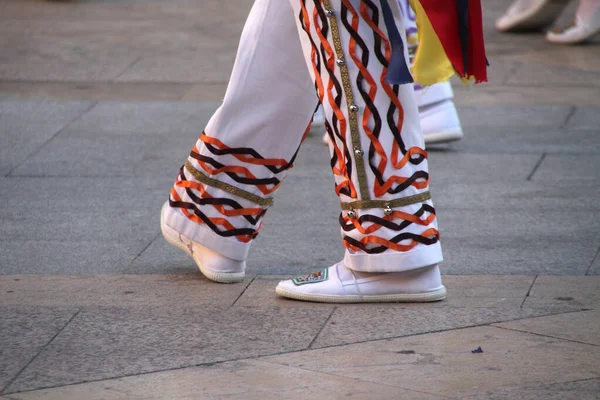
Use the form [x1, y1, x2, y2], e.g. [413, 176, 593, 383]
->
[165, 0, 443, 272]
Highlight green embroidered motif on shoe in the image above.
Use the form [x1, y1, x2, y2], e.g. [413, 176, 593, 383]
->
[291, 268, 329, 286]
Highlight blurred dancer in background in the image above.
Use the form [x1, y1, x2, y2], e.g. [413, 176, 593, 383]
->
[496, 0, 600, 44]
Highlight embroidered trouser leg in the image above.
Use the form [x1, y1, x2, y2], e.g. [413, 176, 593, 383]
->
[165, 0, 443, 272]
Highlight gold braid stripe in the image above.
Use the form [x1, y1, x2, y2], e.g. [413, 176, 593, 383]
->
[322, 0, 371, 201]
[340, 191, 431, 210]
[184, 161, 273, 207]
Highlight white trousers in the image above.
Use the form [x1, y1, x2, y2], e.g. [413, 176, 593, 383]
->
[164, 0, 443, 272]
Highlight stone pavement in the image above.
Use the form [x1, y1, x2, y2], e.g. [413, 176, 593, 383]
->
[1, 0, 599, 398]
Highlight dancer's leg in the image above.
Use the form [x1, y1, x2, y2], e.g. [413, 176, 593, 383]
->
[277, 0, 445, 302]
[162, 0, 317, 282]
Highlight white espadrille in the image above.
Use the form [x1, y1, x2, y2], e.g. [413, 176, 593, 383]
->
[160, 202, 245, 283]
[495, 0, 570, 32]
[276, 262, 446, 303]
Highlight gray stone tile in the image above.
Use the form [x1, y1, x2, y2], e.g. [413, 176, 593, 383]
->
[567, 107, 600, 131]
[507, 62, 600, 88]
[495, 310, 600, 346]
[588, 248, 600, 275]
[457, 105, 572, 128]
[428, 153, 540, 183]
[0, 100, 94, 124]
[4, 306, 333, 393]
[0, 239, 150, 275]
[524, 276, 600, 310]
[311, 305, 566, 349]
[65, 101, 219, 135]
[438, 209, 600, 275]
[467, 378, 600, 400]
[116, 51, 236, 83]
[531, 155, 600, 181]
[262, 326, 600, 398]
[0, 122, 65, 176]
[0, 275, 250, 309]
[439, 126, 600, 154]
[7, 359, 442, 400]
[430, 182, 600, 212]
[0, 100, 95, 174]
[9, 131, 192, 178]
[0, 306, 78, 393]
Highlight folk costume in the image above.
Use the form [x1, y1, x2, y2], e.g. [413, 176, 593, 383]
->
[161, 0, 487, 302]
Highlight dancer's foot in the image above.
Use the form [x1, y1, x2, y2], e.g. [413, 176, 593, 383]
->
[496, 0, 570, 32]
[416, 81, 463, 145]
[160, 202, 246, 283]
[275, 262, 446, 303]
[546, 1, 600, 44]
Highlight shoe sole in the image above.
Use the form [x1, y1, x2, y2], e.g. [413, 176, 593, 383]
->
[546, 26, 600, 45]
[497, 0, 570, 32]
[160, 205, 245, 284]
[424, 128, 463, 145]
[275, 285, 447, 303]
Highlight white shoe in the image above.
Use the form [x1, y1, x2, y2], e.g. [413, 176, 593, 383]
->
[160, 202, 246, 283]
[496, 0, 570, 32]
[275, 262, 446, 303]
[420, 99, 463, 145]
[546, 5, 600, 44]
[416, 81, 463, 145]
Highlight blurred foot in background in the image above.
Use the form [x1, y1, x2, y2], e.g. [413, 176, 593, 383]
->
[496, 0, 600, 45]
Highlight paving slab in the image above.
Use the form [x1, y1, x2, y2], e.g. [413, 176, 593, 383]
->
[310, 305, 571, 349]
[0, 239, 150, 275]
[116, 51, 236, 83]
[430, 181, 600, 211]
[5, 359, 442, 400]
[0, 306, 78, 393]
[457, 105, 572, 128]
[467, 378, 600, 400]
[531, 154, 600, 181]
[0, 275, 250, 309]
[437, 208, 600, 275]
[494, 310, 600, 346]
[261, 326, 600, 398]
[441, 126, 600, 155]
[523, 276, 600, 310]
[453, 84, 600, 107]
[588, 249, 600, 275]
[64, 101, 218, 135]
[4, 306, 333, 393]
[0, 82, 191, 102]
[567, 107, 600, 131]
[427, 153, 540, 183]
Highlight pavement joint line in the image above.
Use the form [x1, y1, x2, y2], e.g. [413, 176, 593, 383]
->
[492, 322, 600, 348]
[520, 275, 538, 309]
[113, 56, 143, 81]
[4, 100, 98, 177]
[229, 275, 256, 308]
[308, 307, 337, 349]
[127, 231, 162, 267]
[585, 246, 600, 276]
[526, 153, 546, 181]
[0, 307, 587, 395]
[0, 308, 82, 396]
[251, 358, 455, 399]
[561, 106, 577, 128]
